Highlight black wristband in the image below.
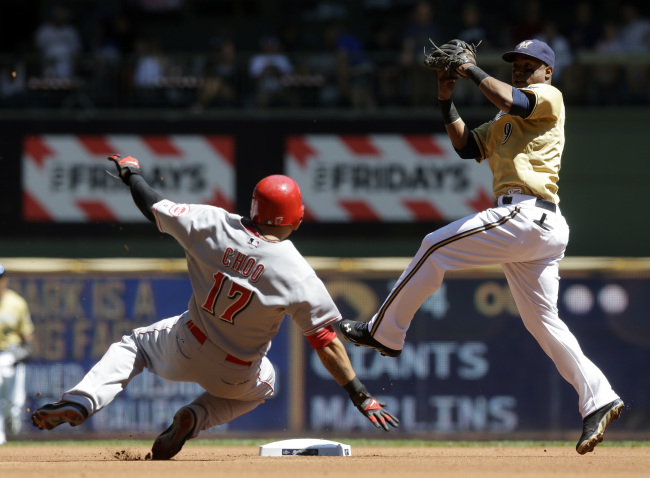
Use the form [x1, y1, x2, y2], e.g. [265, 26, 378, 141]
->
[343, 376, 370, 406]
[466, 65, 490, 86]
[439, 98, 460, 125]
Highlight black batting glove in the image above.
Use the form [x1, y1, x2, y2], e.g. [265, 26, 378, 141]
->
[344, 377, 400, 432]
[107, 154, 141, 184]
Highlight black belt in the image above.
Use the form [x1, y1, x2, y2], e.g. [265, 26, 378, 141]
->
[501, 196, 556, 213]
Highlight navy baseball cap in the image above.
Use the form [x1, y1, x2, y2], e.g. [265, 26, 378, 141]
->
[502, 39, 555, 67]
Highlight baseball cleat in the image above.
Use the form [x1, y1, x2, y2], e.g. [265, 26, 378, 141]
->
[31, 401, 88, 430]
[576, 398, 624, 454]
[339, 320, 401, 357]
[151, 406, 196, 460]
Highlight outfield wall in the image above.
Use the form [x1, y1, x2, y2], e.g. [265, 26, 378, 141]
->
[2, 257, 647, 439]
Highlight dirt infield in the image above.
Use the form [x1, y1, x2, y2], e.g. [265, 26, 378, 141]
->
[1, 444, 649, 478]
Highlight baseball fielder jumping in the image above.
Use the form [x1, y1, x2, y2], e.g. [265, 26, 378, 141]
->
[32, 156, 398, 459]
[340, 39, 623, 454]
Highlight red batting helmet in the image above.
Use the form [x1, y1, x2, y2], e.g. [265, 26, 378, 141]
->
[250, 175, 305, 230]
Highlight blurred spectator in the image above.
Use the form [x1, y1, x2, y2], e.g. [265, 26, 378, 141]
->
[91, 19, 121, 63]
[33, 4, 82, 79]
[619, 3, 650, 50]
[128, 0, 184, 19]
[595, 22, 624, 54]
[367, 21, 401, 107]
[618, 3, 650, 97]
[593, 22, 624, 102]
[512, 0, 543, 44]
[132, 37, 165, 106]
[248, 35, 295, 108]
[401, 1, 444, 106]
[112, 12, 137, 57]
[133, 38, 164, 88]
[0, 265, 35, 444]
[88, 18, 122, 107]
[568, 1, 602, 52]
[334, 23, 376, 110]
[457, 2, 492, 50]
[192, 36, 240, 111]
[0, 45, 27, 107]
[8, 0, 650, 110]
[278, 21, 301, 53]
[87, 11, 136, 108]
[452, 3, 493, 106]
[307, 24, 343, 108]
[536, 21, 573, 86]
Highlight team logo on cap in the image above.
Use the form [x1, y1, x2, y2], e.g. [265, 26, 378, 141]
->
[517, 40, 533, 50]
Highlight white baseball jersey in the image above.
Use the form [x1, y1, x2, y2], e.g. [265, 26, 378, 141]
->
[152, 199, 341, 362]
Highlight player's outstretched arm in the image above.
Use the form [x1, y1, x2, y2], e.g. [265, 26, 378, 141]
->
[315, 336, 399, 431]
[107, 155, 163, 223]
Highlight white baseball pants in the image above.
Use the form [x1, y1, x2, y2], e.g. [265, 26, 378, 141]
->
[369, 194, 619, 418]
[62, 311, 275, 436]
[0, 355, 27, 443]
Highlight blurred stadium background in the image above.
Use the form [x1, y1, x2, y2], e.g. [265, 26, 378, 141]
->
[0, 0, 649, 441]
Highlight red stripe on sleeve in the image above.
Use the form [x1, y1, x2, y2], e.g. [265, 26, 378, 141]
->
[306, 325, 337, 349]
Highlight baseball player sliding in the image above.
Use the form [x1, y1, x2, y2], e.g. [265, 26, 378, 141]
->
[32, 156, 398, 459]
[340, 39, 623, 454]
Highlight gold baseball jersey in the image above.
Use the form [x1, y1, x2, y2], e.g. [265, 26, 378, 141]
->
[472, 83, 565, 204]
[0, 289, 34, 351]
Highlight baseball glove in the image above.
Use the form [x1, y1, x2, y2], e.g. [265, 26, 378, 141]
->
[423, 39, 480, 72]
